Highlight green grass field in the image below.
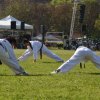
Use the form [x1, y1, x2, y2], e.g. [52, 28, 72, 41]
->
[0, 49, 100, 100]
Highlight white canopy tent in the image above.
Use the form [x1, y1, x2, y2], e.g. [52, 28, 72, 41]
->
[0, 15, 33, 30]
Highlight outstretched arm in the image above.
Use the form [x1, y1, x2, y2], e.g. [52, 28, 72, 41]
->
[18, 49, 32, 61]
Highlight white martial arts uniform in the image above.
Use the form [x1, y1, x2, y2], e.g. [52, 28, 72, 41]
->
[54, 46, 100, 73]
[18, 40, 63, 62]
[0, 39, 27, 75]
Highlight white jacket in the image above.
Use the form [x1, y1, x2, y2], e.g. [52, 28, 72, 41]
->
[18, 40, 63, 62]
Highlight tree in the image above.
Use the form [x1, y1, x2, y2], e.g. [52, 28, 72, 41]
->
[51, 0, 70, 5]
[4, 0, 33, 24]
[0, 0, 99, 38]
[95, 20, 100, 31]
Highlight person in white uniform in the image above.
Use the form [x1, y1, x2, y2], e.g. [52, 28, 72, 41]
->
[18, 39, 64, 62]
[0, 38, 29, 75]
[51, 46, 100, 74]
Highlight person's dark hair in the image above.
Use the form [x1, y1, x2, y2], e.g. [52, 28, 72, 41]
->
[6, 36, 17, 47]
[23, 39, 33, 49]
[23, 39, 29, 44]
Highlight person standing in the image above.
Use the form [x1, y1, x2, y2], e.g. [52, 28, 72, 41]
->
[18, 39, 64, 62]
[0, 38, 29, 75]
[51, 46, 100, 74]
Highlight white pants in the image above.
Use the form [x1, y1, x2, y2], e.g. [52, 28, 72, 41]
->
[0, 45, 25, 74]
[42, 45, 63, 62]
[18, 45, 63, 62]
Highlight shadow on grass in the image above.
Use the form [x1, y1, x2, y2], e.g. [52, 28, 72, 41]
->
[29, 72, 100, 76]
[0, 73, 52, 76]
[42, 61, 63, 63]
[86, 72, 100, 75]
[42, 62, 57, 63]
[1, 72, 100, 76]
[71, 72, 100, 75]
[28, 73, 52, 76]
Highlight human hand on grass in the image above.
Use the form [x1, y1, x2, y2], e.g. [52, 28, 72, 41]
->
[33, 59, 36, 63]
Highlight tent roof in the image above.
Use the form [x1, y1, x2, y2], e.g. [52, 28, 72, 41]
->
[0, 15, 20, 22]
[0, 15, 33, 30]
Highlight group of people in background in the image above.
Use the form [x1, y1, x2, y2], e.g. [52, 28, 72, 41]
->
[5, 35, 100, 51]
[0, 36, 100, 76]
[64, 38, 100, 51]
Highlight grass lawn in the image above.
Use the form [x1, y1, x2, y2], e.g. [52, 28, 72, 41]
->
[0, 49, 100, 100]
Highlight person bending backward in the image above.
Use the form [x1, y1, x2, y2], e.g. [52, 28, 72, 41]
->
[0, 38, 28, 75]
[18, 39, 64, 62]
[51, 46, 100, 74]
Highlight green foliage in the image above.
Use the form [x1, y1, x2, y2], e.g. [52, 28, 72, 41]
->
[95, 15, 100, 30]
[83, 0, 96, 3]
[91, 15, 100, 38]
[4, 0, 33, 24]
[51, 0, 70, 5]
[0, 49, 100, 99]
[51, 0, 97, 5]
